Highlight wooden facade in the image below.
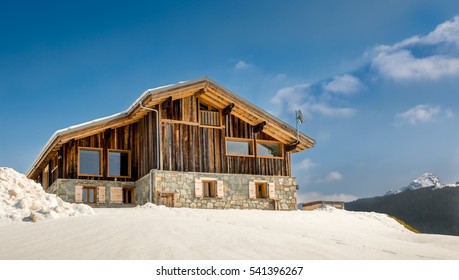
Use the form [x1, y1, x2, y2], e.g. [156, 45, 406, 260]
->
[28, 78, 315, 189]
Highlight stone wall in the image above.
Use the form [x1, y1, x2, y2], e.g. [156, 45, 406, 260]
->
[47, 171, 298, 210]
[47, 179, 135, 207]
[136, 170, 298, 210]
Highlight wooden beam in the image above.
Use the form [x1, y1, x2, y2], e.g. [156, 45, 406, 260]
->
[194, 88, 205, 98]
[253, 121, 266, 133]
[161, 96, 172, 110]
[222, 103, 234, 116]
[285, 142, 298, 152]
[198, 94, 227, 109]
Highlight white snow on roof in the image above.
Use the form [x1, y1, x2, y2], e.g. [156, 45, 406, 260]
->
[26, 80, 194, 177]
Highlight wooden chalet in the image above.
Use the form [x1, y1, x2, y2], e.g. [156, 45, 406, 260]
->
[27, 78, 315, 210]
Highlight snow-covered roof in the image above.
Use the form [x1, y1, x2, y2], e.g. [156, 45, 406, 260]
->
[27, 77, 315, 178]
[26, 80, 196, 177]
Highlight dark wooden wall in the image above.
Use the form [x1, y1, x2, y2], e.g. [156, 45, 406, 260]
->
[44, 96, 291, 186]
[161, 113, 290, 176]
[54, 109, 159, 184]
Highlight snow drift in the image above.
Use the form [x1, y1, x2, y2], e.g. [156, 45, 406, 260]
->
[2, 202, 459, 259]
[0, 167, 94, 224]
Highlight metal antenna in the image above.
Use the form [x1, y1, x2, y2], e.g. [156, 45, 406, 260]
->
[295, 109, 310, 142]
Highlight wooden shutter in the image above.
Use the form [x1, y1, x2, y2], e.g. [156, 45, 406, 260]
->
[110, 187, 115, 203]
[75, 185, 83, 203]
[116, 188, 123, 203]
[195, 178, 203, 198]
[98, 187, 106, 203]
[217, 180, 224, 198]
[248, 181, 256, 199]
[268, 183, 276, 199]
[110, 187, 123, 203]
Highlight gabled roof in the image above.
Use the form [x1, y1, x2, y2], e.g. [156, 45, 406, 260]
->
[26, 78, 315, 178]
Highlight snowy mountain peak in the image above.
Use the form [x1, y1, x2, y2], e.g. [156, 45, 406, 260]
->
[409, 172, 441, 189]
[386, 173, 442, 195]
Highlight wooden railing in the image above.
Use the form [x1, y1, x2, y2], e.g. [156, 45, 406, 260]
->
[200, 110, 220, 126]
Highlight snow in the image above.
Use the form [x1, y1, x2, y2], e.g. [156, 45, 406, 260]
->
[26, 79, 195, 177]
[409, 172, 441, 189]
[0, 167, 94, 224]
[386, 172, 443, 195]
[0, 203, 458, 259]
[1, 168, 458, 259]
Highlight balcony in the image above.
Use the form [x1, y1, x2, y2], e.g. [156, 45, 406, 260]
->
[200, 110, 220, 126]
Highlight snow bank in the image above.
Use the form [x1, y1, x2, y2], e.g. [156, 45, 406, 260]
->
[136, 202, 168, 210]
[0, 167, 94, 224]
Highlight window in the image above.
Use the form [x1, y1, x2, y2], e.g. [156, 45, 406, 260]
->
[108, 150, 131, 178]
[82, 186, 96, 203]
[195, 178, 224, 198]
[78, 148, 102, 176]
[256, 182, 268, 198]
[226, 138, 254, 157]
[202, 180, 216, 197]
[249, 182, 276, 199]
[257, 140, 283, 158]
[123, 187, 135, 204]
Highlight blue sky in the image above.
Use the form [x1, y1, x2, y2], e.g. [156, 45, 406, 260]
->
[1, 0, 459, 202]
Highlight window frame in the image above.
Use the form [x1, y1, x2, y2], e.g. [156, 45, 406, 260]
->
[82, 186, 97, 204]
[202, 179, 217, 198]
[122, 187, 136, 204]
[225, 137, 255, 157]
[107, 149, 132, 179]
[78, 147, 103, 177]
[255, 182, 268, 199]
[256, 139, 284, 159]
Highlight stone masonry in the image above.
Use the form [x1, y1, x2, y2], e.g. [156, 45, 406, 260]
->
[47, 179, 135, 207]
[135, 170, 298, 210]
[47, 171, 298, 210]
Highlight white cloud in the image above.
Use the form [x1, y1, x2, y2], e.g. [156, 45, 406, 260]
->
[397, 16, 459, 48]
[373, 50, 459, 81]
[270, 84, 356, 118]
[316, 171, 344, 183]
[297, 192, 358, 203]
[371, 16, 459, 81]
[292, 158, 318, 186]
[270, 84, 309, 111]
[235, 60, 252, 70]
[269, 16, 459, 123]
[309, 103, 356, 118]
[293, 158, 317, 171]
[395, 104, 453, 126]
[323, 75, 364, 94]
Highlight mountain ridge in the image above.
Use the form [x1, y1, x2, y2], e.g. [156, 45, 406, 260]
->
[346, 173, 459, 236]
[385, 172, 457, 195]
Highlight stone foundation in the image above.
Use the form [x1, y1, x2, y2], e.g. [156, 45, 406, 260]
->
[136, 170, 298, 210]
[47, 179, 135, 207]
[47, 171, 298, 210]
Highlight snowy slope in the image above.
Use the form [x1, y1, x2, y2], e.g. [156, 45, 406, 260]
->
[0, 167, 94, 224]
[0, 204, 458, 259]
[1, 168, 458, 259]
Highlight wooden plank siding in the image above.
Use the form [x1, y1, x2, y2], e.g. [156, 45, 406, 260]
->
[43, 96, 291, 186]
[52, 109, 160, 184]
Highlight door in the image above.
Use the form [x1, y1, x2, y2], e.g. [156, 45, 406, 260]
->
[159, 193, 175, 207]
